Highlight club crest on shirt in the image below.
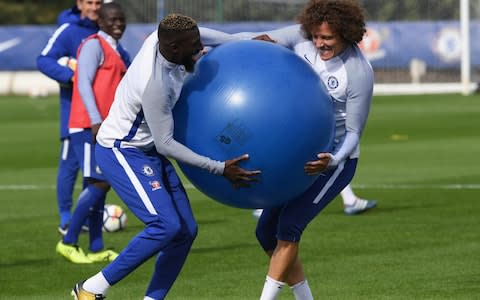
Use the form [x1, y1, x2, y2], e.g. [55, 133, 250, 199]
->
[149, 180, 162, 191]
[142, 165, 154, 176]
[327, 76, 339, 89]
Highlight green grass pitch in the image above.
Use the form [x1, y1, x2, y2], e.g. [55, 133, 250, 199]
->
[0, 93, 479, 299]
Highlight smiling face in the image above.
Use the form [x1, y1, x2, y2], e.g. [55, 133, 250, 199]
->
[311, 22, 347, 61]
[297, 0, 367, 61]
[98, 4, 126, 41]
[77, 0, 102, 22]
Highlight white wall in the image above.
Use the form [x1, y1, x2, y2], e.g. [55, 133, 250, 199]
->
[1, 71, 477, 97]
[0, 71, 59, 97]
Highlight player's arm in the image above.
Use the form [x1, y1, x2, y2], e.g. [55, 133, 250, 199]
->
[199, 24, 304, 49]
[331, 63, 374, 167]
[141, 62, 260, 186]
[199, 27, 244, 46]
[76, 38, 103, 129]
[306, 58, 373, 175]
[247, 24, 305, 48]
[36, 24, 75, 84]
[141, 65, 225, 175]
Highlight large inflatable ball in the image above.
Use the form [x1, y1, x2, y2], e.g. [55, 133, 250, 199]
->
[173, 40, 334, 209]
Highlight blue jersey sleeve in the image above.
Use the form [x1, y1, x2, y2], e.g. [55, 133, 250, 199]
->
[36, 24, 75, 85]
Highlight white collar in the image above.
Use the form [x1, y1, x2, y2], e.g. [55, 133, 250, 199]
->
[98, 30, 118, 50]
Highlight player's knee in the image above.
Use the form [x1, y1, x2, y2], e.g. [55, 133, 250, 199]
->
[177, 222, 197, 247]
[276, 223, 302, 243]
[183, 225, 198, 248]
[91, 179, 111, 192]
[255, 226, 277, 252]
[188, 224, 198, 241]
[145, 218, 182, 242]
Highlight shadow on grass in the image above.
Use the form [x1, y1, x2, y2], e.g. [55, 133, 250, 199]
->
[191, 242, 257, 253]
[0, 257, 53, 268]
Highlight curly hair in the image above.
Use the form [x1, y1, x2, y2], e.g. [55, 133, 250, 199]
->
[297, 0, 366, 44]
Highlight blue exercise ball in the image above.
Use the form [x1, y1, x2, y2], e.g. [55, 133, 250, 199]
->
[173, 40, 334, 209]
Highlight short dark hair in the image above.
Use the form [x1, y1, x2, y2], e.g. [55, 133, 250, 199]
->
[98, 2, 123, 20]
[297, 0, 366, 44]
[157, 13, 197, 41]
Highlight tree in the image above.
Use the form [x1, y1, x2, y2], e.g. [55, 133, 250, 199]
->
[361, 0, 460, 21]
[0, 0, 71, 25]
[0, 0, 466, 25]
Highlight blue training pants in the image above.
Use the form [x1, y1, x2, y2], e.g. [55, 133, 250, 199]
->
[96, 144, 198, 300]
[256, 158, 357, 251]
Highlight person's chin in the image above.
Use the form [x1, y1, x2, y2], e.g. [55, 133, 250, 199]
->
[184, 62, 195, 73]
[319, 51, 334, 61]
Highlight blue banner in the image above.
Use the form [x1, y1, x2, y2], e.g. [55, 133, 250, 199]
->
[0, 21, 479, 70]
[357, 21, 480, 68]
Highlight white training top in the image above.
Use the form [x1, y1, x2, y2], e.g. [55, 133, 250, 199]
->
[96, 32, 226, 175]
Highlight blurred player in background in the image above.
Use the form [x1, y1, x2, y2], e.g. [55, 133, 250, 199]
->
[56, 3, 81, 25]
[56, 2, 131, 264]
[36, 0, 102, 235]
[341, 183, 376, 215]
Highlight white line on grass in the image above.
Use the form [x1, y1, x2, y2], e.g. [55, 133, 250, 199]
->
[354, 184, 480, 190]
[0, 184, 56, 190]
[1, 183, 480, 191]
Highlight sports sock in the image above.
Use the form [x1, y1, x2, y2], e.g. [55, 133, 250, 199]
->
[59, 211, 71, 228]
[83, 271, 110, 295]
[340, 184, 357, 206]
[290, 280, 313, 300]
[88, 191, 106, 252]
[259, 275, 285, 300]
[64, 185, 106, 246]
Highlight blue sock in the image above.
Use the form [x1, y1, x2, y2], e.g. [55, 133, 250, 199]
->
[59, 211, 72, 228]
[63, 185, 106, 246]
[88, 192, 106, 252]
[56, 140, 81, 228]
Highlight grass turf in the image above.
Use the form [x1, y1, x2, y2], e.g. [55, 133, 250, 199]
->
[0, 93, 479, 299]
